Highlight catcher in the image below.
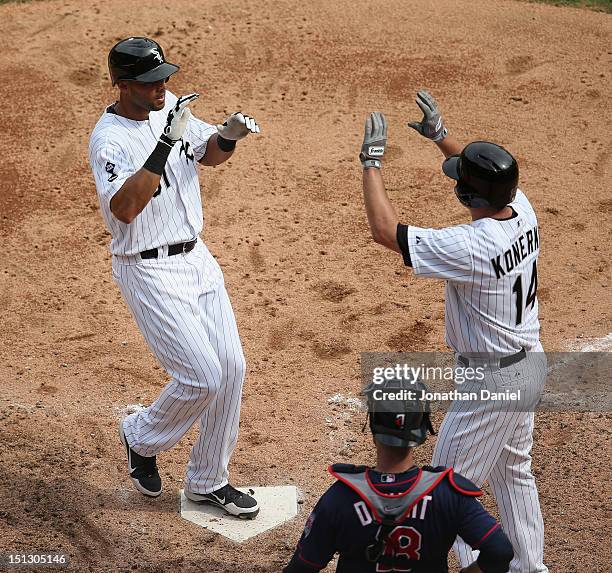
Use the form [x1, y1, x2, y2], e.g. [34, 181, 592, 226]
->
[283, 378, 514, 573]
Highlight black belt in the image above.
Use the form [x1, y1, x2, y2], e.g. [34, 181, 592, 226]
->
[140, 239, 197, 259]
[457, 348, 526, 369]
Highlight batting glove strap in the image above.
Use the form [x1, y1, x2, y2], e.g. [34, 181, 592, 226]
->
[431, 127, 449, 142]
[360, 157, 382, 169]
[159, 134, 176, 147]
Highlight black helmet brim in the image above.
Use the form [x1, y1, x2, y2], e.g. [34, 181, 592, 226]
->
[442, 155, 460, 180]
[129, 62, 179, 83]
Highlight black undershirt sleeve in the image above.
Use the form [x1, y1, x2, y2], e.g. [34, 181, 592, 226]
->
[396, 223, 412, 267]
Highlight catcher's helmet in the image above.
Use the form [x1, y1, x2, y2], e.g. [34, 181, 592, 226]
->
[363, 378, 435, 448]
[442, 141, 519, 209]
[108, 37, 179, 86]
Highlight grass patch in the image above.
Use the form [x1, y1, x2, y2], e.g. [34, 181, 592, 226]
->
[525, 0, 612, 12]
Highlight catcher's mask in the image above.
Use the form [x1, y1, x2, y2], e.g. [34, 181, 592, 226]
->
[362, 378, 435, 448]
[108, 37, 179, 86]
[443, 141, 518, 209]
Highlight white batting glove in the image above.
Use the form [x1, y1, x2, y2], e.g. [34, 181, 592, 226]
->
[161, 93, 199, 145]
[217, 112, 260, 141]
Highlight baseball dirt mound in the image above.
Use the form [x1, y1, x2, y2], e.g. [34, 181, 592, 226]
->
[0, 1, 610, 572]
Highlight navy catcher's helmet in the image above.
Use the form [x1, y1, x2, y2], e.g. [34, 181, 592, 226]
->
[363, 378, 435, 448]
[108, 37, 179, 86]
[442, 141, 519, 209]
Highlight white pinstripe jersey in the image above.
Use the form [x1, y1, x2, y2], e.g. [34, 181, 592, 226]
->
[88, 90, 217, 256]
[406, 191, 540, 354]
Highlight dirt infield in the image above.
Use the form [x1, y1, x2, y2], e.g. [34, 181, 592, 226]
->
[1, 0, 610, 571]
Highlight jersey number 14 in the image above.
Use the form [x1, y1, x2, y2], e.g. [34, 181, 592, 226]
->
[511, 260, 538, 325]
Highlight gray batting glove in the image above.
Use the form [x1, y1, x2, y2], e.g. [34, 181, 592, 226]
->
[161, 93, 199, 145]
[360, 112, 387, 169]
[217, 112, 260, 140]
[408, 90, 448, 142]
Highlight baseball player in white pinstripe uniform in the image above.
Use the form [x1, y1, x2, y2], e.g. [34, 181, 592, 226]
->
[88, 37, 260, 518]
[359, 92, 548, 572]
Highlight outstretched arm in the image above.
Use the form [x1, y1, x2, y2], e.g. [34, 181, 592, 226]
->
[436, 134, 462, 158]
[200, 112, 260, 166]
[362, 167, 401, 253]
[199, 133, 235, 166]
[360, 112, 401, 253]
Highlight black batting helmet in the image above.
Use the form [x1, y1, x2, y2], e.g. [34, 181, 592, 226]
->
[442, 141, 519, 209]
[363, 378, 435, 448]
[108, 37, 179, 86]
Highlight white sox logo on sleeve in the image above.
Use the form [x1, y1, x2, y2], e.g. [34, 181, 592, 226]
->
[105, 161, 117, 182]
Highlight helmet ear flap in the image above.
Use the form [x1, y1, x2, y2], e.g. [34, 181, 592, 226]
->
[454, 184, 473, 207]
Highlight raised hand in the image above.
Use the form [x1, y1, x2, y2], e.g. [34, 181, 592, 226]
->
[408, 90, 447, 142]
[217, 112, 260, 141]
[162, 93, 199, 144]
[360, 112, 387, 169]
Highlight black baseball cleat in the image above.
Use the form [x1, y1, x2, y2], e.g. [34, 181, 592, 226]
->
[118, 419, 162, 498]
[185, 484, 259, 519]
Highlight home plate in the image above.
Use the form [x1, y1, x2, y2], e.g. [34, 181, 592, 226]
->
[180, 486, 299, 542]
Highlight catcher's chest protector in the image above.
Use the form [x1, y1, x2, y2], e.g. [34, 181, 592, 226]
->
[328, 465, 452, 568]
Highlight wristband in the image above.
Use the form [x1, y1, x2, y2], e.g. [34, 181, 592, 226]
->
[217, 134, 237, 152]
[143, 138, 173, 175]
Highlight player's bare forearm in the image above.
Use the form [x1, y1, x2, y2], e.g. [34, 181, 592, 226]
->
[362, 168, 401, 253]
[460, 562, 483, 573]
[110, 169, 161, 224]
[436, 134, 462, 158]
[199, 134, 235, 166]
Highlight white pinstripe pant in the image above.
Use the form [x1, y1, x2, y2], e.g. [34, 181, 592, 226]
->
[432, 345, 548, 573]
[112, 240, 245, 494]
